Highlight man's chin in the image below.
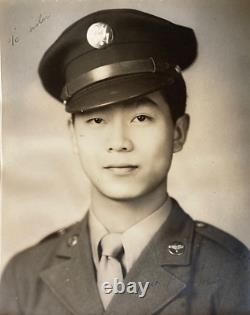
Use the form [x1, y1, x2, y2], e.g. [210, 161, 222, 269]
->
[95, 186, 147, 202]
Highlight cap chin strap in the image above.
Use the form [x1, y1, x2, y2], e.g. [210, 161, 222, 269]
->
[61, 58, 180, 102]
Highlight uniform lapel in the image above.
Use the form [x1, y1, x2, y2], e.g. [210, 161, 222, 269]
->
[40, 215, 104, 315]
[106, 200, 195, 315]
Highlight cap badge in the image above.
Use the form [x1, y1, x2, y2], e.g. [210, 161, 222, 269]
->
[87, 22, 114, 49]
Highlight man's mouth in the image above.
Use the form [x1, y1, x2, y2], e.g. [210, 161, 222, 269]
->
[103, 165, 138, 175]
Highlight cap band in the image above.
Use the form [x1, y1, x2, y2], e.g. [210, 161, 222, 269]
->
[61, 58, 174, 101]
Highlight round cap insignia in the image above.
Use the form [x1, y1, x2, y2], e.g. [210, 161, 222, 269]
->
[87, 22, 114, 49]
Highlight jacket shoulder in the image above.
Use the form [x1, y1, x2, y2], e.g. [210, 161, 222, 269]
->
[3, 220, 82, 274]
[0, 220, 85, 314]
[38, 223, 76, 243]
[194, 220, 250, 262]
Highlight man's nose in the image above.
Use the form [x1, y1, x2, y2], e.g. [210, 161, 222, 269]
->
[107, 121, 134, 152]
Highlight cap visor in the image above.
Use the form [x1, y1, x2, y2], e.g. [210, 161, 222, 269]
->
[66, 73, 171, 113]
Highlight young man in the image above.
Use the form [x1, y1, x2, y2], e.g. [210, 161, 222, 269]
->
[0, 9, 249, 315]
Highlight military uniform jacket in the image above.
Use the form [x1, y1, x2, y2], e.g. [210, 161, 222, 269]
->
[1, 200, 249, 315]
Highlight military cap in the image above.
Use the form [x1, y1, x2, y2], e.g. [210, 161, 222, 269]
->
[38, 9, 197, 112]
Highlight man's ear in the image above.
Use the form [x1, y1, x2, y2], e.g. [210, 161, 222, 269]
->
[67, 117, 79, 155]
[173, 114, 190, 153]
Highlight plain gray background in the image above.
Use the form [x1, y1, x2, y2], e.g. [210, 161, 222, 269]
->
[1, 0, 250, 273]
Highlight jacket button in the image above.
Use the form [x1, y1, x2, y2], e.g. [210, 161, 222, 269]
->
[67, 235, 79, 247]
[168, 241, 185, 255]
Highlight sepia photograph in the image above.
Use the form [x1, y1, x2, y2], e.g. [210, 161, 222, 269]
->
[1, 0, 250, 314]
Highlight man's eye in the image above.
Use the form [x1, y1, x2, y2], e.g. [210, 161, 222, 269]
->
[132, 115, 152, 122]
[87, 118, 104, 124]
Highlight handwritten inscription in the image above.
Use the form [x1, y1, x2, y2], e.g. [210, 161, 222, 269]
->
[8, 27, 20, 46]
[8, 14, 50, 47]
[8, 34, 20, 46]
[29, 14, 50, 32]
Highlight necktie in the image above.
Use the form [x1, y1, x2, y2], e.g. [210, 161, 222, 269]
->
[97, 233, 124, 309]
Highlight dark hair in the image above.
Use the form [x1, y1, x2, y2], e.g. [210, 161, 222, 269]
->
[159, 74, 187, 122]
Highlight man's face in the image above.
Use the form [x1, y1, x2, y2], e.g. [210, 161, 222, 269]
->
[73, 90, 188, 201]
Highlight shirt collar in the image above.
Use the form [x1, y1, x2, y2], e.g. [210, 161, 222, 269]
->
[88, 197, 172, 272]
[89, 209, 107, 268]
